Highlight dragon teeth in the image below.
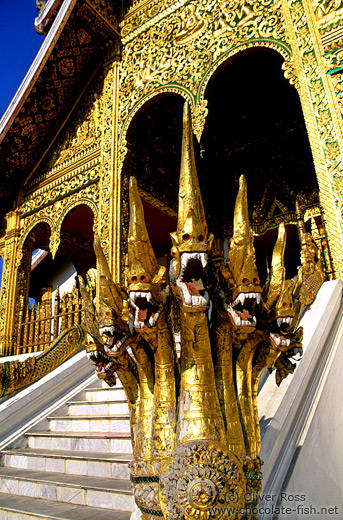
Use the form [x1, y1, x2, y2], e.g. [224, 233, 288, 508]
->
[238, 293, 246, 306]
[270, 333, 291, 347]
[276, 316, 294, 328]
[232, 292, 261, 307]
[177, 280, 209, 306]
[227, 306, 257, 327]
[100, 325, 115, 337]
[271, 333, 281, 346]
[180, 252, 208, 270]
[129, 291, 154, 307]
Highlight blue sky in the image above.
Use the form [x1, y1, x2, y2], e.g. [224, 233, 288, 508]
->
[0, 1, 44, 119]
[0, 2, 44, 281]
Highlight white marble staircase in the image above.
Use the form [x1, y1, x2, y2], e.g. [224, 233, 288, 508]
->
[0, 378, 134, 519]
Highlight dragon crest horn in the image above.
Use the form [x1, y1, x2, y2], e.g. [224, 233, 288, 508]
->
[227, 175, 260, 290]
[264, 223, 286, 311]
[127, 176, 161, 288]
[295, 197, 306, 247]
[94, 233, 112, 279]
[171, 102, 211, 253]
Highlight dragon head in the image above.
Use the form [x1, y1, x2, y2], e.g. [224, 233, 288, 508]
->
[169, 103, 213, 310]
[79, 236, 132, 380]
[217, 175, 261, 332]
[261, 223, 294, 349]
[126, 176, 169, 332]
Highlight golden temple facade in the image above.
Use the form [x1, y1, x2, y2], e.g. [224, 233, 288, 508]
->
[0, 0, 342, 358]
[1, 2, 343, 518]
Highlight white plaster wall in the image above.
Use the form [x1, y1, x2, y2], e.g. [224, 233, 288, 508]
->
[258, 280, 343, 520]
[51, 260, 77, 297]
[51, 261, 77, 337]
[276, 332, 343, 519]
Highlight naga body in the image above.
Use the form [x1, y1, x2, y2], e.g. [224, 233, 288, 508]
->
[77, 103, 325, 520]
[0, 102, 325, 518]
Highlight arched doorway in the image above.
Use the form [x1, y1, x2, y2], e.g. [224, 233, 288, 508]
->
[198, 49, 324, 281]
[121, 94, 182, 262]
[121, 53, 327, 282]
[16, 205, 96, 354]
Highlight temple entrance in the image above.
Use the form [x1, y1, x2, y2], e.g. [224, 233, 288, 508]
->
[200, 48, 324, 281]
[122, 49, 328, 282]
[16, 205, 95, 354]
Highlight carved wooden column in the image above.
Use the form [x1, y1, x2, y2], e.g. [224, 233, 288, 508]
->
[98, 43, 121, 292]
[0, 211, 22, 355]
[281, 0, 343, 278]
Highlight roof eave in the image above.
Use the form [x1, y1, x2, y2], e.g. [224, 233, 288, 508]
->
[0, 0, 77, 144]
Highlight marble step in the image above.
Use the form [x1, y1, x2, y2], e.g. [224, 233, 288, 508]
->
[26, 431, 133, 454]
[2, 448, 132, 479]
[66, 400, 129, 416]
[84, 386, 127, 402]
[0, 467, 133, 511]
[0, 492, 131, 520]
[47, 414, 131, 433]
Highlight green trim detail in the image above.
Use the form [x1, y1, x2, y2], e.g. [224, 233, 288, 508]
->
[244, 471, 263, 480]
[137, 504, 164, 517]
[130, 475, 159, 483]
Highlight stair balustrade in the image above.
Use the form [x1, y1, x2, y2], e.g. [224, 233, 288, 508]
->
[16, 283, 83, 355]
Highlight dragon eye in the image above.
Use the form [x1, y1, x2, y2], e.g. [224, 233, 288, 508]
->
[132, 276, 137, 282]
[140, 276, 146, 281]
[198, 235, 204, 242]
[242, 278, 250, 285]
[183, 234, 190, 241]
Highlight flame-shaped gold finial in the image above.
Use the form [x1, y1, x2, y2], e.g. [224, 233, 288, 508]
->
[227, 174, 260, 298]
[264, 223, 286, 312]
[295, 197, 306, 248]
[170, 103, 212, 256]
[126, 177, 163, 291]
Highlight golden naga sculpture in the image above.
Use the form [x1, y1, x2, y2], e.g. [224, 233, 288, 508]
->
[78, 102, 325, 520]
[0, 102, 325, 518]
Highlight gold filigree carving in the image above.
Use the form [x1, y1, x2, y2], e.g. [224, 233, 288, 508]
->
[286, 0, 343, 276]
[55, 95, 103, 166]
[174, 4, 207, 45]
[21, 163, 100, 217]
[49, 232, 60, 260]
[17, 186, 99, 265]
[98, 64, 116, 260]
[282, 58, 300, 89]
[191, 100, 208, 142]
[119, 0, 289, 142]
[313, 0, 343, 28]
[118, 140, 128, 176]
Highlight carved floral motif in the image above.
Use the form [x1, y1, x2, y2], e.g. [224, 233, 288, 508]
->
[119, 0, 289, 142]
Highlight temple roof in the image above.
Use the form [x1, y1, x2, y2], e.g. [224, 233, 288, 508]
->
[0, 0, 120, 219]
